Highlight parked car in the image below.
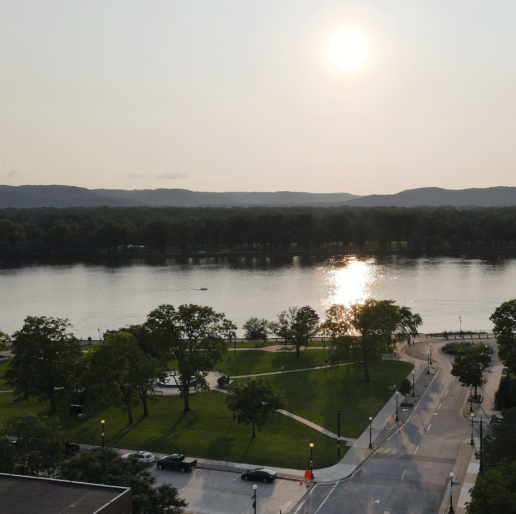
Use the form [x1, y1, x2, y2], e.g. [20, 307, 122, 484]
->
[63, 441, 80, 456]
[156, 454, 197, 472]
[241, 468, 277, 483]
[121, 451, 155, 463]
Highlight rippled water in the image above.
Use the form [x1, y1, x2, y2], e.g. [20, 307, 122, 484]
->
[1, 254, 515, 338]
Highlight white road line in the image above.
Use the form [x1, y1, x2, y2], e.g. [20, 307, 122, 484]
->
[294, 484, 318, 513]
[314, 482, 339, 514]
[401, 469, 407, 479]
[438, 402, 442, 410]
[426, 424, 432, 432]
[414, 445, 420, 454]
[445, 390, 449, 396]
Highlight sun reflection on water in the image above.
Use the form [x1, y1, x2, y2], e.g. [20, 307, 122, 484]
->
[323, 257, 379, 309]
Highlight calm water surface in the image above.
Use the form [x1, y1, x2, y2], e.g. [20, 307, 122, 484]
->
[1, 255, 514, 339]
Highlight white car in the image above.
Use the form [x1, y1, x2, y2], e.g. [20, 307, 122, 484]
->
[121, 451, 155, 463]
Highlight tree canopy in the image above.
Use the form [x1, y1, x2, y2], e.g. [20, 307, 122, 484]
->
[226, 377, 286, 437]
[490, 299, 516, 374]
[324, 300, 422, 381]
[242, 317, 271, 346]
[5, 316, 81, 412]
[451, 350, 491, 397]
[145, 304, 236, 412]
[273, 306, 320, 357]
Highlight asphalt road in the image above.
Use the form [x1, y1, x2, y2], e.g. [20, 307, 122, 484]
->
[294, 342, 471, 514]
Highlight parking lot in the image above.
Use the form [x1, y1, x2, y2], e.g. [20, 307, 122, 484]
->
[151, 465, 308, 514]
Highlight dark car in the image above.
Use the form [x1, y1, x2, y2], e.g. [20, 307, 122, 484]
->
[156, 454, 197, 472]
[241, 468, 277, 483]
[63, 441, 80, 456]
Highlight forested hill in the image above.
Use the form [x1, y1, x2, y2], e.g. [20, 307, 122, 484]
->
[346, 187, 516, 208]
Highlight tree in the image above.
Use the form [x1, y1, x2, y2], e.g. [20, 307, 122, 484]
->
[81, 332, 162, 423]
[481, 407, 516, 466]
[273, 306, 320, 358]
[2, 414, 64, 476]
[242, 317, 271, 347]
[0, 330, 8, 351]
[451, 350, 491, 398]
[145, 304, 236, 412]
[5, 316, 81, 412]
[59, 450, 187, 514]
[490, 299, 516, 374]
[398, 378, 412, 401]
[225, 377, 286, 437]
[324, 300, 422, 382]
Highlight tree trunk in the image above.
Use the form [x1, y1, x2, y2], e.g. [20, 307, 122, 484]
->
[127, 404, 133, 424]
[49, 394, 57, 413]
[296, 344, 300, 358]
[363, 364, 370, 382]
[183, 391, 191, 412]
[474, 385, 478, 398]
[142, 395, 149, 417]
[252, 421, 255, 438]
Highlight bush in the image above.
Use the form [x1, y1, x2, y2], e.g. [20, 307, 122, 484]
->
[495, 375, 516, 410]
[442, 342, 493, 356]
[217, 376, 228, 387]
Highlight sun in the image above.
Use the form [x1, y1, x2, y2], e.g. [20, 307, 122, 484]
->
[328, 28, 370, 71]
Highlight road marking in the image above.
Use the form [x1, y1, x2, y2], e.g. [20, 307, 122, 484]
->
[294, 483, 318, 513]
[426, 424, 432, 432]
[313, 482, 339, 514]
[438, 402, 442, 410]
[445, 390, 449, 396]
[401, 469, 407, 479]
[414, 445, 420, 454]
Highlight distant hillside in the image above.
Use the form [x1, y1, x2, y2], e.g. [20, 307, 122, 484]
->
[345, 187, 516, 208]
[0, 185, 140, 208]
[93, 188, 358, 207]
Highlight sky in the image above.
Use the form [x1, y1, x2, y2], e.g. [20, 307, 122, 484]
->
[1, 0, 516, 195]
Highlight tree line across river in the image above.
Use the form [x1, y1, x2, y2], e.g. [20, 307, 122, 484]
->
[2, 205, 516, 259]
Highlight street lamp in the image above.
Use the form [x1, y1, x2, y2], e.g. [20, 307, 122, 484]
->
[459, 316, 462, 336]
[449, 472, 454, 513]
[471, 413, 475, 445]
[479, 416, 483, 474]
[309, 443, 314, 480]
[395, 392, 399, 421]
[101, 419, 105, 449]
[427, 351, 430, 374]
[469, 384, 473, 412]
[279, 506, 284, 514]
[369, 417, 373, 448]
[412, 371, 415, 396]
[252, 484, 257, 514]
[429, 343, 433, 365]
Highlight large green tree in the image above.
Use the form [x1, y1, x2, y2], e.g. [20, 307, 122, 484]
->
[0, 414, 65, 476]
[81, 332, 162, 423]
[242, 317, 271, 346]
[59, 450, 187, 514]
[451, 350, 491, 398]
[490, 299, 516, 374]
[145, 304, 236, 412]
[225, 377, 286, 437]
[273, 306, 320, 358]
[5, 316, 81, 412]
[324, 300, 422, 381]
[0, 330, 9, 351]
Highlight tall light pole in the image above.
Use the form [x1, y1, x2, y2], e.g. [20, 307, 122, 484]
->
[309, 443, 314, 480]
[412, 370, 415, 396]
[469, 385, 473, 412]
[395, 391, 399, 421]
[101, 419, 105, 449]
[449, 472, 454, 513]
[337, 409, 341, 459]
[471, 413, 475, 445]
[427, 351, 430, 374]
[429, 343, 433, 365]
[252, 485, 257, 514]
[479, 416, 483, 474]
[279, 506, 284, 514]
[459, 316, 462, 336]
[369, 417, 373, 448]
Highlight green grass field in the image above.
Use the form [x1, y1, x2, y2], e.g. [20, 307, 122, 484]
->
[0, 391, 341, 469]
[232, 360, 413, 439]
[216, 349, 330, 376]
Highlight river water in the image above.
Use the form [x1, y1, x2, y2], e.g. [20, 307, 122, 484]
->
[1, 254, 515, 339]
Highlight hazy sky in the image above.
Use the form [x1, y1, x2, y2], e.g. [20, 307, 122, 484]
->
[1, 1, 516, 195]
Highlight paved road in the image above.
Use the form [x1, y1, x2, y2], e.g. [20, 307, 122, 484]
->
[294, 342, 471, 514]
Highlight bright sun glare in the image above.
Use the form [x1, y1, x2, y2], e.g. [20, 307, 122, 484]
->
[328, 28, 370, 71]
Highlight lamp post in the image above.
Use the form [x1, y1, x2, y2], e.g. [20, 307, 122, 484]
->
[412, 370, 415, 396]
[252, 485, 257, 514]
[459, 316, 462, 336]
[279, 506, 284, 514]
[309, 443, 314, 480]
[471, 413, 475, 445]
[427, 351, 430, 374]
[449, 472, 454, 513]
[469, 384, 473, 412]
[369, 417, 373, 448]
[395, 391, 399, 421]
[101, 419, 105, 449]
[337, 408, 341, 459]
[479, 416, 483, 474]
[429, 343, 433, 365]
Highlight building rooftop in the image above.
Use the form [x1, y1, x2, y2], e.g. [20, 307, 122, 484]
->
[0, 473, 131, 514]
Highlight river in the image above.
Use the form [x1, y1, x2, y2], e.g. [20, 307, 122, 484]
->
[1, 254, 515, 339]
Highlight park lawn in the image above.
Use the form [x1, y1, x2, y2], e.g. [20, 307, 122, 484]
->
[232, 341, 278, 349]
[216, 349, 329, 376]
[0, 391, 341, 470]
[232, 360, 413, 439]
[0, 358, 11, 390]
